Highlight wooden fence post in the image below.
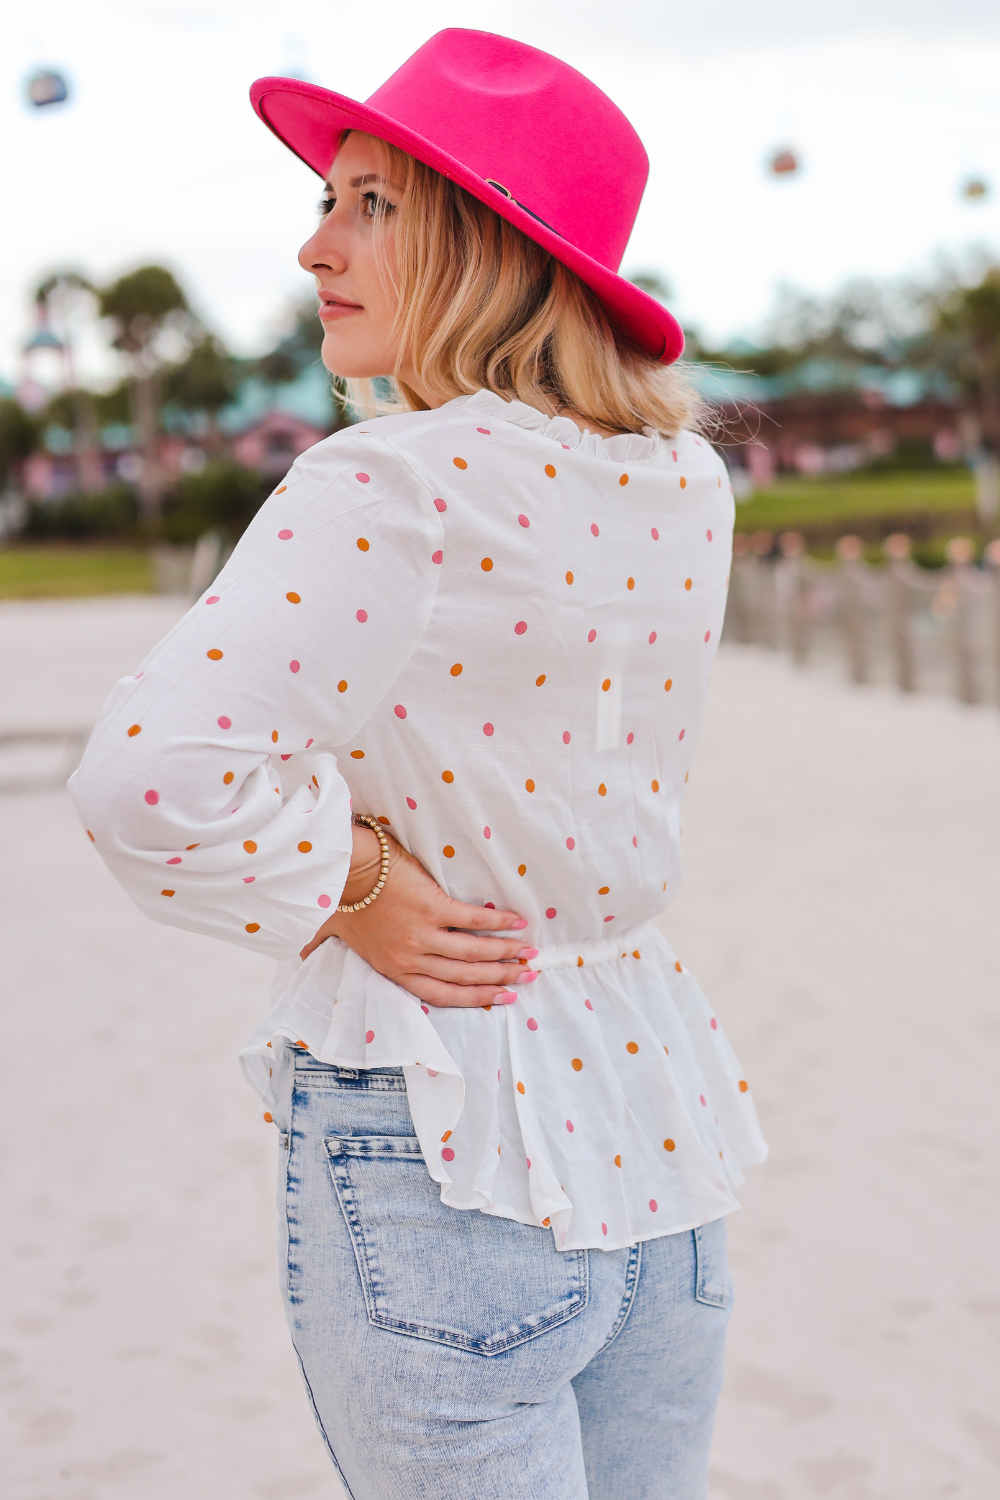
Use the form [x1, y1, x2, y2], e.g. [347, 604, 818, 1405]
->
[884, 533, 915, 693]
[945, 538, 977, 704]
[836, 535, 868, 684]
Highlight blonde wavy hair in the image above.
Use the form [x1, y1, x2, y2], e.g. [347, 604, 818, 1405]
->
[339, 133, 701, 438]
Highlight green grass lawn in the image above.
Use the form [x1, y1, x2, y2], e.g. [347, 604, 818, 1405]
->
[735, 470, 976, 533]
[0, 547, 154, 600]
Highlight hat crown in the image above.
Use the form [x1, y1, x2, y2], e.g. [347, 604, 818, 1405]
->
[364, 30, 647, 272]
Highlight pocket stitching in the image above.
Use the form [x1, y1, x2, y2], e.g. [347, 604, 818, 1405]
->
[694, 1223, 731, 1309]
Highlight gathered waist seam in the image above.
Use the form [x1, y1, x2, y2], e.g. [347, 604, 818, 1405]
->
[532, 919, 662, 973]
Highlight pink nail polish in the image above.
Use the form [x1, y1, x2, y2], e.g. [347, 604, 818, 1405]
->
[516, 947, 539, 959]
[516, 970, 539, 984]
[511, 919, 528, 930]
[495, 992, 517, 1004]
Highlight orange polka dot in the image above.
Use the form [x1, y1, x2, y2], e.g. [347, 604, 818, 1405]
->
[675, 961, 683, 972]
[664, 678, 673, 692]
[443, 845, 455, 858]
[271, 730, 279, 743]
[577, 956, 584, 967]
[679, 476, 687, 489]
[614, 1154, 622, 1168]
[626, 577, 635, 590]
[245, 922, 260, 933]
[223, 771, 234, 785]
[632, 949, 641, 959]
[517, 1081, 525, 1094]
[517, 863, 527, 876]
[565, 570, 574, 584]
[602, 678, 611, 692]
[739, 1080, 749, 1093]
[127, 723, 141, 737]
[161, 889, 175, 897]
[357, 538, 370, 551]
[442, 770, 455, 783]
[377, 816, 390, 825]
[651, 779, 660, 792]
[481, 557, 493, 571]
[338, 680, 348, 693]
[685, 772, 689, 783]
[286, 591, 301, 603]
[684, 578, 692, 591]
[276, 485, 287, 494]
[243, 840, 257, 853]
[350, 750, 364, 759]
[598, 885, 610, 895]
[664, 1138, 676, 1151]
[298, 841, 312, 853]
[544, 463, 557, 478]
[450, 663, 463, 676]
[536, 674, 546, 686]
[663, 1045, 669, 1055]
[186, 843, 199, 850]
[626, 1041, 639, 1054]
[525, 779, 535, 793]
[86, 829, 95, 842]
[541, 1217, 550, 1226]
[441, 1130, 452, 1142]
[312, 776, 319, 786]
[296, 1040, 307, 1048]
[207, 648, 223, 660]
[598, 783, 607, 796]
[619, 473, 629, 486]
[263, 1111, 274, 1122]
[453, 457, 468, 469]
[571, 1057, 583, 1071]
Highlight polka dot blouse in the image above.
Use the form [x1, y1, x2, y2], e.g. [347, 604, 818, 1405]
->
[70, 390, 767, 1251]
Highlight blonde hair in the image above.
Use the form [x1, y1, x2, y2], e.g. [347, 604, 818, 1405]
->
[340, 133, 702, 438]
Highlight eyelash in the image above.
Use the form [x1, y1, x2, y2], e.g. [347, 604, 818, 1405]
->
[317, 190, 395, 219]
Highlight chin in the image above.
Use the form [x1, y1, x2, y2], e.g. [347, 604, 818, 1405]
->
[321, 333, 390, 383]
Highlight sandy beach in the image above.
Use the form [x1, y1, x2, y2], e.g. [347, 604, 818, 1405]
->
[1, 597, 997, 1500]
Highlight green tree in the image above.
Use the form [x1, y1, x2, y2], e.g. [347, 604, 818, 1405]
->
[930, 270, 1000, 452]
[163, 335, 240, 451]
[0, 399, 40, 491]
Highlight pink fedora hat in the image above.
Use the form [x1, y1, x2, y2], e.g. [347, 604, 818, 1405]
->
[250, 29, 683, 363]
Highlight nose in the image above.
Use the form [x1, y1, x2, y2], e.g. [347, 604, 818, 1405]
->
[298, 221, 347, 276]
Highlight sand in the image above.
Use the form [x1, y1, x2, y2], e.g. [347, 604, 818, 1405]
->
[1, 597, 997, 1500]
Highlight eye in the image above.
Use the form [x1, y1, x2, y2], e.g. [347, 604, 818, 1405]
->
[317, 192, 336, 217]
[361, 190, 395, 220]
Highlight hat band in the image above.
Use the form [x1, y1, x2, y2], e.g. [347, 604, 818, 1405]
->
[485, 180, 562, 239]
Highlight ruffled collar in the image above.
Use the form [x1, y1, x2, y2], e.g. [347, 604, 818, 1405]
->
[448, 390, 662, 463]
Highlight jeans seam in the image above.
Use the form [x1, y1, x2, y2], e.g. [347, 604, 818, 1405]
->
[289, 1338, 359, 1500]
[595, 1239, 642, 1355]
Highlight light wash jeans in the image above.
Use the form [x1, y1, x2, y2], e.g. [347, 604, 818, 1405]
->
[271, 1041, 732, 1500]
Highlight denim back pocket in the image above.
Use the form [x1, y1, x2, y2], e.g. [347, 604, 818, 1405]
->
[694, 1219, 732, 1309]
[325, 1134, 588, 1356]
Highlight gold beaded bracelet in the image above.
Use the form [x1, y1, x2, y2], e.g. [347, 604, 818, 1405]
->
[336, 813, 391, 912]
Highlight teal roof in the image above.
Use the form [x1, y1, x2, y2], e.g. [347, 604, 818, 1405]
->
[690, 358, 959, 409]
[219, 362, 335, 435]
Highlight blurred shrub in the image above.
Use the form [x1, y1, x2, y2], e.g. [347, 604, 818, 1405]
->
[21, 483, 140, 540]
[159, 461, 268, 544]
[863, 438, 955, 474]
[0, 399, 41, 488]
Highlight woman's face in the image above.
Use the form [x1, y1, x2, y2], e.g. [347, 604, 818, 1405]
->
[298, 132, 414, 388]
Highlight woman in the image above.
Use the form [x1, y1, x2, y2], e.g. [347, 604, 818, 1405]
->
[71, 29, 766, 1500]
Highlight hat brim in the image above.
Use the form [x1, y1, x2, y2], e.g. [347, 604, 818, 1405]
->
[250, 77, 684, 365]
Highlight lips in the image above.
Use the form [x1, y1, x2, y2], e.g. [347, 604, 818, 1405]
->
[318, 292, 363, 318]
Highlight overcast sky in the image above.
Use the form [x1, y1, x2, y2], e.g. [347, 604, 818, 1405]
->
[5, 0, 1000, 387]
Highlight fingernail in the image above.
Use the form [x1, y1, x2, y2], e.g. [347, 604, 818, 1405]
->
[495, 992, 517, 1004]
[516, 947, 538, 959]
[511, 919, 528, 930]
[515, 970, 539, 984]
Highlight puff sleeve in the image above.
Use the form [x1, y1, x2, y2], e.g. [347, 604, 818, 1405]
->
[69, 431, 441, 960]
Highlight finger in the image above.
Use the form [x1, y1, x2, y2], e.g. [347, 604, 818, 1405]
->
[432, 931, 538, 963]
[414, 957, 538, 987]
[398, 973, 518, 1010]
[435, 899, 527, 933]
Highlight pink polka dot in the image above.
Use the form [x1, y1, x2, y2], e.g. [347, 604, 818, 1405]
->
[699, 1094, 707, 1106]
[671, 450, 678, 461]
[514, 621, 527, 635]
[545, 907, 557, 919]
[278, 529, 293, 540]
[710, 1018, 718, 1029]
[394, 705, 407, 719]
[476, 427, 491, 435]
[317, 894, 332, 908]
[527, 1017, 538, 1031]
[218, 715, 231, 729]
[649, 1199, 658, 1212]
[604, 914, 615, 922]
[627, 732, 634, 745]
[483, 723, 494, 736]
[365, 1029, 375, 1043]
[280, 753, 292, 761]
[434, 498, 447, 512]
[566, 1119, 574, 1132]
[421, 1005, 429, 1014]
[679, 728, 685, 741]
[144, 789, 159, 805]
[707, 529, 713, 541]
[406, 796, 417, 809]
[441, 1146, 455, 1160]
[591, 524, 599, 537]
[518, 514, 530, 527]
[648, 631, 657, 644]
[484, 825, 491, 839]
[704, 630, 711, 642]
[484, 902, 495, 909]
[632, 835, 638, 848]
[527, 1156, 531, 1167]
[243, 876, 255, 883]
[651, 527, 659, 540]
[206, 595, 219, 605]
[289, 660, 300, 673]
[585, 999, 594, 1010]
[566, 837, 575, 850]
[356, 609, 368, 622]
[305, 738, 314, 748]
[562, 731, 571, 744]
[355, 472, 370, 484]
[166, 857, 181, 865]
[561, 442, 571, 449]
[432, 549, 443, 564]
[602, 1222, 607, 1235]
[587, 629, 597, 643]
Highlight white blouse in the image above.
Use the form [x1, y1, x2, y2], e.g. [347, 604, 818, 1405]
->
[70, 390, 767, 1251]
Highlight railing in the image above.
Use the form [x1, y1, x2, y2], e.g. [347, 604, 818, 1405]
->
[725, 533, 1000, 707]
